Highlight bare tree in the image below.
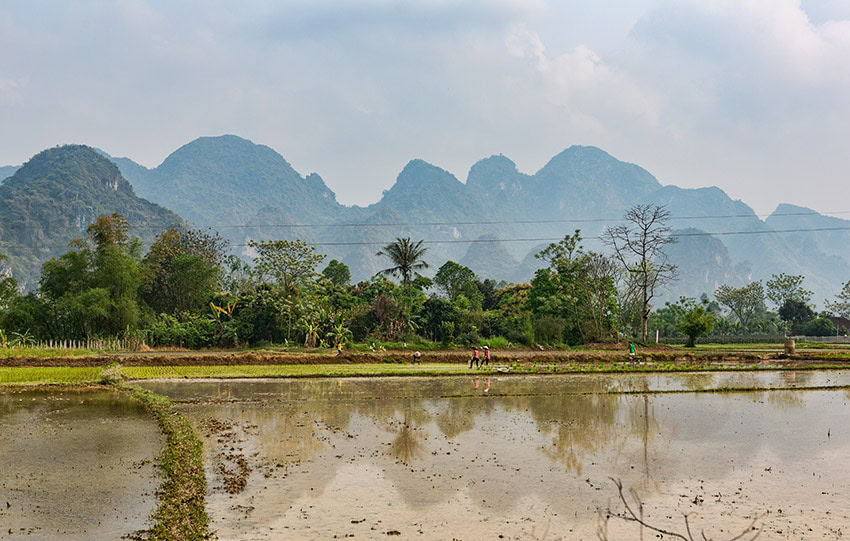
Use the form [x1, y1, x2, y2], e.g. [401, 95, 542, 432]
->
[604, 205, 678, 343]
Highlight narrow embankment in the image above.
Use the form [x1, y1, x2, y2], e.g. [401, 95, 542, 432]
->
[3, 348, 844, 367]
[123, 383, 209, 541]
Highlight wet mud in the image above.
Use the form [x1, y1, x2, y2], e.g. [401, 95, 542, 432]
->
[146, 373, 850, 539]
[0, 388, 162, 540]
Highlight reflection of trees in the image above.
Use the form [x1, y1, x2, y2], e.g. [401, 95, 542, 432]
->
[682, 373, 714, 391]
[767, 390, 804, 410]
[535, 394, 619, 475]
[780, 370, 813, 387]
[389, 415, 424, 464]
[435, 397, 478, 439]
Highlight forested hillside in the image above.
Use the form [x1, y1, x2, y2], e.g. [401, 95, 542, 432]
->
[0, 146, 183, 288]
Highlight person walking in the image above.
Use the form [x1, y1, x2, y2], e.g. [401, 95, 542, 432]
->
[628, 342, 636, 362]
[470, 347, 480, 369]
[482, 345, 491, 367]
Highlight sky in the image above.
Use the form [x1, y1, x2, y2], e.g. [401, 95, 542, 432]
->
[1, 0, 849, 215]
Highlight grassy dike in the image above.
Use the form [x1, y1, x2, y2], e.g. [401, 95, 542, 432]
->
[4, 359, 850, 385]
[121, 383, 210, 541]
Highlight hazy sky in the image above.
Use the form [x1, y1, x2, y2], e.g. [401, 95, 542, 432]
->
[1, 0, 849, 215]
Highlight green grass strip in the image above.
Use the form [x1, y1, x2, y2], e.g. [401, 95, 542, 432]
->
[122, 384, 209, 541]
[0, 366, 103, 384]
[117, 361, 850, 380]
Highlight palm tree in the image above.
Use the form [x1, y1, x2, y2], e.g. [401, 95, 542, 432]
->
[376, 237, 429, 285]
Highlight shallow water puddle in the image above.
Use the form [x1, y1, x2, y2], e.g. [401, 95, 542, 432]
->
[0, 388, 161, 540]
[142, 373, 850, 540]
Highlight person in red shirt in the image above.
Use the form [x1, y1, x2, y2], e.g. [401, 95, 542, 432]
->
[482, 345, 491, 367]
[470, 347, 480, 369]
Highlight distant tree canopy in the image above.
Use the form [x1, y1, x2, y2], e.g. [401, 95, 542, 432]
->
[322, 259, 351, 286]
[714, 282, 766, 331]
[0, 212, 841, 348]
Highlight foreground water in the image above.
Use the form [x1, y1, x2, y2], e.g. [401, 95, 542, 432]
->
[0, 388, 161, 540]
[141, 372, 850, 540]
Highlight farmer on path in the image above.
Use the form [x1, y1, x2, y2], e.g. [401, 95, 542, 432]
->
[628, 342, 636, 361]
[412, 351, 422, 364]
[336, 342, 344, 356]
[470, 347, 480, 369]
[482, 345, 491, 367]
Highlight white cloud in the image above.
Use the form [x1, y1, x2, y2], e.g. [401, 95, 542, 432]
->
[506, 24, 661, 133]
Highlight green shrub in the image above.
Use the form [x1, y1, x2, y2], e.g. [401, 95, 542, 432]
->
[534, 316, 565, 345]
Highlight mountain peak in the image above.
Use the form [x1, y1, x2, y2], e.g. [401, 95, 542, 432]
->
[467, 154, 519, 188]
[393, 159, 462, 189]
[9, 145, 132, 195]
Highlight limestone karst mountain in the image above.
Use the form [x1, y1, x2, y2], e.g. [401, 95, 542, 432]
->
[6, 135, 842, 303]
[0, 145, 183, 288]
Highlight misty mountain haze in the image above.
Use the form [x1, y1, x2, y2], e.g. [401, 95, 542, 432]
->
[1, 134, 848, 305]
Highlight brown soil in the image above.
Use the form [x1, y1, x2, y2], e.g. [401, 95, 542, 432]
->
[1, 349, 847, 367]
[201, 417, 252, 495]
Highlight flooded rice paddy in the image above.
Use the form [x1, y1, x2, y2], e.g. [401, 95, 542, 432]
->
[140, 371, 850, 540]
[0, 388, 161, 540]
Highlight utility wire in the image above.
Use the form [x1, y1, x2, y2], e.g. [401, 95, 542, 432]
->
[221, 226, 850, 247]
[1, 225, 849, 251]
[2, 209, 849, 231]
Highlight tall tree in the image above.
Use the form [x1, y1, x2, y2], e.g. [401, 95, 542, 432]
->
[766, 273, 813, 309]
[433, 261, 477, 301]
[141, 228, 226, 314]
[321, 259, 351, 286]
[603, 205, 678, 343]
[826, 280, 850, 319]
[249, 239, 326, 293]
[527, 231, 618, 344]
[715, 281, 766, 332]
[376, 237, 429, 285]
[39, 213, 142, 338]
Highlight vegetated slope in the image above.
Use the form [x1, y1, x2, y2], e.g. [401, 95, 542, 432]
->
[0, 145, 183, 289]
[661, 228, 750, 301]
[766, 204, 850, 260]
[458, 236, 519, 282]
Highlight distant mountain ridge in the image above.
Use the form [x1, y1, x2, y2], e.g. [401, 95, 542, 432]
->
[6, 135, 844, 304]
[0, 165, 19, 183]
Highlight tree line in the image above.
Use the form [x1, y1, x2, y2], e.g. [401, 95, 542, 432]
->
[0, 207, 847, 349]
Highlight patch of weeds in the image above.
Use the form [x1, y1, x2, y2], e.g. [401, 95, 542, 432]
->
[123, 384, 209, 540]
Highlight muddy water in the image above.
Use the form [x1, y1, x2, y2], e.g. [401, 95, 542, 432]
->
[143, 373, 850, 540]
[0, 388, 162, 540]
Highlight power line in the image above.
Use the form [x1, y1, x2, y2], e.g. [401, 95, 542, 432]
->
[223, 226, 850, 247]
[1, 225, 849, 252]
[161, 208, 850, 229]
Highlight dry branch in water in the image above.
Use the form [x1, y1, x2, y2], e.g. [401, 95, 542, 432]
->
[597, 478, 761, 541]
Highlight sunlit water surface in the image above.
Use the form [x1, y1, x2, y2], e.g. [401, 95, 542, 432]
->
[0, 388, 161, 540]
[141, 372, 850, 540]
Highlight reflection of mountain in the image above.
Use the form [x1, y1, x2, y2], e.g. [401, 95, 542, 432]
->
[177, 378, 850, 539]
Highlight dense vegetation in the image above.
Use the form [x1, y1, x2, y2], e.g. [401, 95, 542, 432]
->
[0, 206, 845, 349]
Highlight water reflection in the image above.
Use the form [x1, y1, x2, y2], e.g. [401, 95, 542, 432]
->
[0, 389, 161, 540]
[145, 375, 850, 540]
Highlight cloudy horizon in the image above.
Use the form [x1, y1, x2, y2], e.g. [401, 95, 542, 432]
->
[1, 0, 849, 216]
